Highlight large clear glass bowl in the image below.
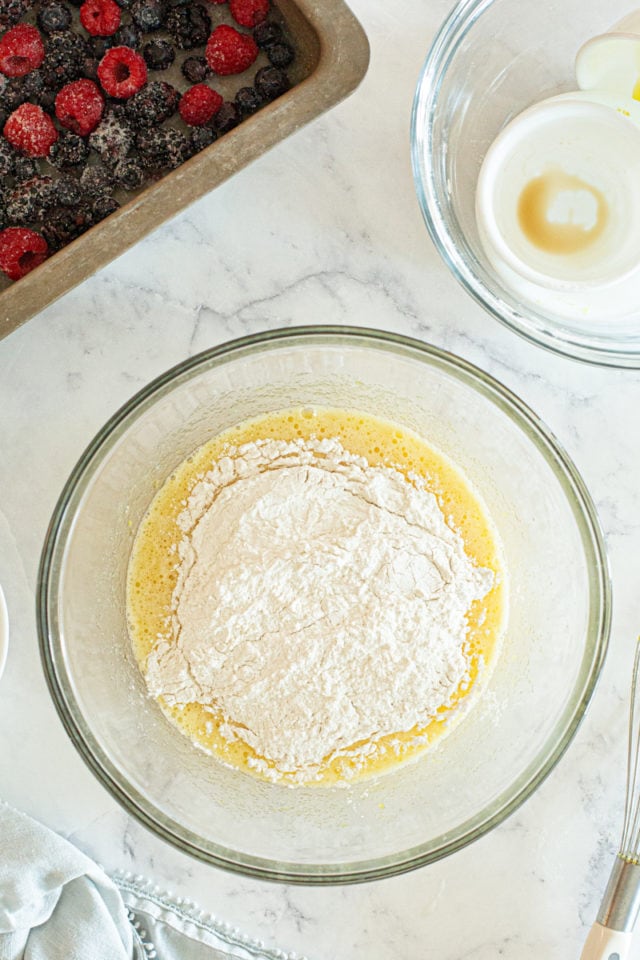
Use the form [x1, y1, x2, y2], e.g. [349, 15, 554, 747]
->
[38, 327, 610, 883]
[411, 0, 640, 367]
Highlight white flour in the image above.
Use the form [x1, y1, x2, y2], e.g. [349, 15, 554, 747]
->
[145, 437, 494, 781]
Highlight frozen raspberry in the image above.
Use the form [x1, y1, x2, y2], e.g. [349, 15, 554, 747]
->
[0, 227, 48, 279]
[97, 45, 146, 97]
[37, 2, 72, 33]
[165, 3, 210, 50]
[181, 55, 207, 83]
[3, 103, 58, 157]
[205, 24, 257, 75]
[55, 78, 104, 134]
[0, 227, 49, 280]
[229, 0, 267, 28]
[125, 79, 179, 126]
[48, 130, 89, 169]
[254, 64, 288, 101]
[0, 24, 45, 77]
[179, 83, 222, 126]
[80, 0, 121, 35]
[142, 38, 174, 70]
[89, 109, 134, 164]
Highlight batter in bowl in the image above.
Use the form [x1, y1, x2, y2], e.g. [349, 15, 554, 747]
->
[127, 408, 506, 786]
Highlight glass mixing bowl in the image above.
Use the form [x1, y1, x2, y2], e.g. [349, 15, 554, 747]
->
[411, 0, 640, 367]
[38, 327, 610, 883]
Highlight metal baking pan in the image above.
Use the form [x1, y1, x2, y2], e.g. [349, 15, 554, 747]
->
[0, 0, 369, 339]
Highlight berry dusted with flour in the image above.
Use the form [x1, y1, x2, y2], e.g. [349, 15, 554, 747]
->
[113, 155, 144, 188]
[89, 109, 134, 164]
[189, 123, 215, 153]
[229, 0, 267, 28]
[112, 22, 140, 48]
[0, 0, 32, 30]
[3, 103, 58, 156]
[165, 3, 210, 50]
[178, 83, 221, 126]
[181, 54, 207, 83]
[252, 18, 279, 48]
[205, 24, 257, 75]
[42, 30, 92, 87]
[0, 226, 48, 278]
[136, 125, 190, 168]
[234, 84, 261, 116]
[142, 38, 174, 70]
[130, 0, 165, 30]
[12, 153, 36, 179]
[42, 202, 92, 248]
[254, 64, 288, 101]
[80, 161, 114, 196]
[91, 194, 119, 221]
[54, 173, 82, 205]
[48, 130, 89, 169]
[55, 78, 104, 134]
[80, 0, 120, 35]
[36, 1, 71, 33]
[0, 24, 45, 77]
[0, 139, 15, 176]
[266, 40, 293, 68]
[97, 45, 146, 97]
[5, 174, 55, 222]
[213, 99, 239, 133]
[125, 79, 179, 126]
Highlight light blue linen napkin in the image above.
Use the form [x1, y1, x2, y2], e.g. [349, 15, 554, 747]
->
[0, 803, 304, 960]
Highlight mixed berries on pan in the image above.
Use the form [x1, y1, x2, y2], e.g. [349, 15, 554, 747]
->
[0, 0, 295, 282]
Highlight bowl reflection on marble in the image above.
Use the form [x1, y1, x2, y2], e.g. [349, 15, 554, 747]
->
[411, 0, 640, 367]
[37, 327, 610, 883]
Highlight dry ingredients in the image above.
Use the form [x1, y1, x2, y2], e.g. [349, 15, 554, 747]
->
[144, 436, 494, 781]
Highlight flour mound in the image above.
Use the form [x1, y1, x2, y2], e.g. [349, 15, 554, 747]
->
[145, 437, 493, 779]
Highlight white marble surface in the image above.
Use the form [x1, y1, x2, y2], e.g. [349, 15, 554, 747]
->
[2, 1, 640, 957]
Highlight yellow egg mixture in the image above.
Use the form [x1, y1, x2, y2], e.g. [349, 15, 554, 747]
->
[127, 407, 506, 786]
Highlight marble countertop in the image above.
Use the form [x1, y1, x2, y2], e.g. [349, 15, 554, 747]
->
[2, 1, 640, 957]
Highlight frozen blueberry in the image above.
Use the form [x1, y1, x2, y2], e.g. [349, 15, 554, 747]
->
[37, 1, 72, 33]
[142, 38, 175, 71]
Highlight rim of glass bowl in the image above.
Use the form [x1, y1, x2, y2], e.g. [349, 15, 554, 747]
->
[37, 326, 611, 884]
[410, 0, 640, 369]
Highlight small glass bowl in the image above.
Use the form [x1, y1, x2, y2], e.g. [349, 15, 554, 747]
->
[411, 0, 640, 367]
[38, 327, 610, 883]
